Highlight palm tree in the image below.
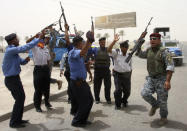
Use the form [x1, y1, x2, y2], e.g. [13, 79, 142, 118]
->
[96, 33, 101, 39]
[119, 30, 125, 41]
[103, 33, 110, 44]
[0, 36, 3, 43]
[24, 36, 29, 42]
[0, 36, 4, 52]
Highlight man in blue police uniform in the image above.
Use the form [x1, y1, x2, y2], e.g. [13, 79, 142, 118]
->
[2, 32, 45, 128]
[137, 33, 175, 126]
[68, 31, 94, 127]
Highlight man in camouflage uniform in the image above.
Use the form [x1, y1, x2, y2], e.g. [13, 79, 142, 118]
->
[137, 33, 174, 126]
[47, 27, 62, 90]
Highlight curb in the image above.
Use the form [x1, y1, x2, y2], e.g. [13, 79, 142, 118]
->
[0, 90, 67, 122]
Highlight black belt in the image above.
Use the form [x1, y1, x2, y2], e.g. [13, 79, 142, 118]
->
[113, 70, 131, 75]
[71, 78, 86, 82]
[149, 75, 165, 79]
[35, 65, 48, 68]
[94, 66, 110, 70]
[6, 75, 19, 78]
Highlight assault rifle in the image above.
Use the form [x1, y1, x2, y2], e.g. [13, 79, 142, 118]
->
[125, 17, 153, 63]
[59, 1, 70, 32]
[91, 16, 94, 35]
[91, 16, 95, 42]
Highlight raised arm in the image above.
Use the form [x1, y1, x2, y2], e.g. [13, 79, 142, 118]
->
[64, 24, 70, 46]
[80, 31, 94, 57]
[107, 34, 120, 53]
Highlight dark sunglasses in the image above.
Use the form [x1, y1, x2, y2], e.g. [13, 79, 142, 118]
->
[150, 37, 160, 40]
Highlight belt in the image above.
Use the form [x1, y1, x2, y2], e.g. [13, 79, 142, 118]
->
[113, 70, 131, 75]
[94, 66, 110, 70]
[71, 78, 86, 82]
[35, 65, 48, 68]
[6, 75, 19, 78]
[149, 75, 165, 79]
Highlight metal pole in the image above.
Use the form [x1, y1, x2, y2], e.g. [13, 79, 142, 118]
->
[114, 28, 116, 37]
[2, 39, 3, 52]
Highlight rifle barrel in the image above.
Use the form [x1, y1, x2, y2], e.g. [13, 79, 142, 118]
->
[60, 1, 67, 24]
[145, 17, 153, 31]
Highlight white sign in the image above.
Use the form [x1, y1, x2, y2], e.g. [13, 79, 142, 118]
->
[95, 12, 136, 29]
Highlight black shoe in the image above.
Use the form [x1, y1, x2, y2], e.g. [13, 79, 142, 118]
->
[36, 108, 42, 112]
[95, 101, 100, 104]
[115, 106, 121, 110]
[107, 101, 112, 104]
[20, 120, 29, 124]
[71, 122, 86, 127]
[122, 103, 128, 108]
[68, 100, 71, 104]
[10, 123, 26, 128]
[45, 103, 52, 108]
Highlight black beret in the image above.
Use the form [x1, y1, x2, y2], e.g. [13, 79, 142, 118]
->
[99, 37, 106, 42]
[150, 33, 161, 39]
[120, 40, 129, 48]
[72, 36, 83, 45]
[5, 33, 17, 42]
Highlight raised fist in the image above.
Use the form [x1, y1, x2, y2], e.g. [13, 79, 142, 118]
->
[86, 31, 95, 43]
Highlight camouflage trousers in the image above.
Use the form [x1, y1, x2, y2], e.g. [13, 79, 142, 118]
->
[141, 76, 168, 118]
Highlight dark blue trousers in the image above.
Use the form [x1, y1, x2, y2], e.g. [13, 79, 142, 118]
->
[64, 70, 71, 101]
[113, 71, 131, 107]
[70, 79, 93, 124]
[94, 67, 111, 101]
[33, 66, 50, 108]
[5, 75, 25, 126]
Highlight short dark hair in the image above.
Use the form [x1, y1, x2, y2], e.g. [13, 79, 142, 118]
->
[120, 40, 129, 48]
[5, 33, 17, 43]
[73, 36, 83, 46]
[99, 37, 106, 42]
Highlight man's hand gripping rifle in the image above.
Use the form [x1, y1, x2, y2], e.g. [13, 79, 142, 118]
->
[125, 17, 153, 63]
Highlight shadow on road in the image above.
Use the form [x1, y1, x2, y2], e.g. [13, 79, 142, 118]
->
[101, 101, 114, 107]
[85, 120, 110, 131]
[51, 96, 67, 103]
[150, 118, 187, 131]
[89, 110, 108, 122]
[17, 123, 70, 131]
[175, 62, 187, 67]
[123, 104, 148, 115]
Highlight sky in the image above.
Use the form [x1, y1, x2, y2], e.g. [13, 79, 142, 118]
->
[0, 0, 187, 45]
